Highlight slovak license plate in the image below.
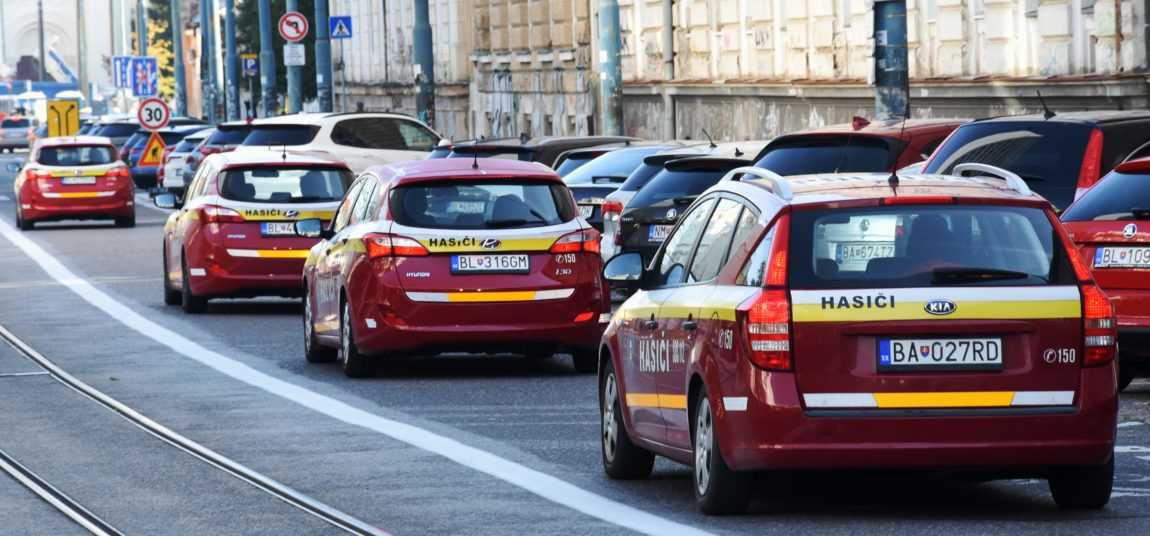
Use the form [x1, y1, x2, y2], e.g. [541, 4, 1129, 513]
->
[451, 254, 530, 274]
[1094, 247, 1150, 268]
[579, 205, 596, 219]
[61, 176, 97, 185]
[260, 222, 298, 236]
[837, 242, 895, 263]
[648, 224, 673, 243]
[877, 337, 1003, 371]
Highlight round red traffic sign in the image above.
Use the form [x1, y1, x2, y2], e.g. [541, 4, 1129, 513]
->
[137, 97, 171, 130]
[278, 11, 309, 43]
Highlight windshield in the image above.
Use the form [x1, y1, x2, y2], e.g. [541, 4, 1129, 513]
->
[563, 147, 665, 185]
[37, 145, 117, 166]
[242, 125, 319, 146]
[95, 124, 139, 138]
[555, 154, 599, 176]
[219, 167, 352, 204]
[208, 126, 254, 146]
[617, 162, 664, 193]
[390, 181, 576, 229]
[627, 168, 733, 208]
[786, 205, 1074, 289]
[1, 118, 30, 128]
[173, 136, 207, 154]
[1062, 170, 1150, 221]
[923, 122, 1093, 209]
[754, 136, 895, 175]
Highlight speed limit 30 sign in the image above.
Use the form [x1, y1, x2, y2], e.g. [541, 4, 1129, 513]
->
[137, 97, 171, 130]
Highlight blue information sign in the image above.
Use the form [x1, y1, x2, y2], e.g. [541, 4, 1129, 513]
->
[112, 56, 133, 89]
[130, 56, 159, 97]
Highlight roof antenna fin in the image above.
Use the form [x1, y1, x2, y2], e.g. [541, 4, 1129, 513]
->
[471, 147, 480, 170]
[281, 144, 288, 162]
[1037, 90, 1056, 120]
[700, 129, 717, 149]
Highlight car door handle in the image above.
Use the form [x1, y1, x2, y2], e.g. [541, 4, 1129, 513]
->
[683, 320, 698, 331]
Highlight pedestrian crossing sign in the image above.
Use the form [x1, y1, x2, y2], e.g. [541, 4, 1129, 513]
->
[138, 131, 166, 167]
[330, 16, 352, 40]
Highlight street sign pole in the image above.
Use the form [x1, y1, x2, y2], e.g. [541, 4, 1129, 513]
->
[170, 0, 187, 117]
[258, 0, 277, 117]
[286, 0, 303, 113]
[314, 0, 334, 113]
[224, 0, 240, 120]
[328, 16, 352, 113]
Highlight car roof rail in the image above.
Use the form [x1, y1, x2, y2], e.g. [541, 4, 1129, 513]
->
[720, 166, 793, 201]
[951, 163, 1031, 196]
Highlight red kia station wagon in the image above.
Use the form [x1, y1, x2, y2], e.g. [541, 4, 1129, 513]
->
[599, 164, 1118, 514]
[299, 158, 610, 377]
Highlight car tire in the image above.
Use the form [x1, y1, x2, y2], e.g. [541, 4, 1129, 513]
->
[1118, 364, 1135, 392]
[693, 391, 751, 515]
[572, 347, 598, 374]
[15, 208, 32, 230]
[162, 245, 181, 306]
[304, 284, 337, 363]
[180, 255, 207, 314]
[600, 359, 655, 479]
[340, 300, 372, 378]
[114, 214, 136, 228]
[1049, 455, 1113, 510]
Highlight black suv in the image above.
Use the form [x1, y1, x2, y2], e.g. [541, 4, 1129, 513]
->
[923, 110, 1150, 209]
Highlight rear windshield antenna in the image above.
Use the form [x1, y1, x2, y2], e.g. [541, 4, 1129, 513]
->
[471, 147, 480, 170]
[1036, 91, 1056, 120]
[700, 129, 717, 149]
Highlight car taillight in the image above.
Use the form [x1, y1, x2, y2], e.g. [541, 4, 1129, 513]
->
[550, 229, 601, 254]
[739, 214, 792, 370]
[28, 170, 52, 181]
[1074, 128, 1104, 201]
[1081, 284, 1116, 366]
[602, 201, 624, 247]
[105, 167, 130, 184]
[200, 205, 244, 224]
[363, 233, 430, 259]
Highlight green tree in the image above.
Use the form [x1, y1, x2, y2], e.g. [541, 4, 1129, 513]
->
[236, 0, 317, 111]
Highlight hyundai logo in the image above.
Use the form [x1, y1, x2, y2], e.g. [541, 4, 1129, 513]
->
[284, 210, 300, 218]
[924, 299, 957, 316]
[481, 238, 502, 249]
[1124, 223, 1138, 239]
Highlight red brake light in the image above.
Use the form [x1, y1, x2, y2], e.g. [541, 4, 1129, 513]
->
[28, 169, 52, 180]
[1081, 284, 1116, 367]
[765, 215, 790, 287]
[741, 289, 792, 371]
[363, 233, 430, 259]
[881, 195, 956, 205]
[200, 204, 244, 224]
[1075, 128, 1104, 200]
[602, 200, 623, 216]
[550, 229, 601, 254]
[1115, 157, 1150, 174]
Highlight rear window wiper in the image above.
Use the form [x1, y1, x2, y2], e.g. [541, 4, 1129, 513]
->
[1132, 207, 1150, 220]
[931, 267, 1036, 284]
[485, 217, 545, 228]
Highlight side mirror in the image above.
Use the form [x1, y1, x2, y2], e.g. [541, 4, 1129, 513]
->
[295, 218, 333, 239]
[5, 163, 19, 173]
[153, 192, 178, 209]
[603, 252, 644, 291]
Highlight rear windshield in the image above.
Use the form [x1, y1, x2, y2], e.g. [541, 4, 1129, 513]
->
[242, 125, 319, 146]
[390, 181, 576, 229]
[627, 168, 731, 208]
[786, 205, 1075, 289]
[95, 124, 138, 137]
[563, 147, 663, 185]
[555, 154, 598, 176]
[219, 167, 352, 204]
[447, 147, 532, 161]
[173, 136, 207, 153]
[754, 136, 895, 175]
[208, 126, 254, 146]
[923, 122, 1093, 209]
[38, 145, 117, 166]
[160, 131, 190, 145]
[1, 119, 30, 128]
[1062, 171, 1150, 221]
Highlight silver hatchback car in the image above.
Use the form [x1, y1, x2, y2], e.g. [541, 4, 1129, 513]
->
[1, 117, 33, 152]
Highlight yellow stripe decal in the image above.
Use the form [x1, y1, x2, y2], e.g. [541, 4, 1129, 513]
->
[227, 249, 311, 259]
[48, 168, 113, 177]
[625, 393, 688, 410]
[418, 237, 558, 253]
[43, 192, 107, 198]
[449, 291, 537, 302]
[237, 209, 336, 221]
[872, 391, 1016, 408]
[791, 300, 1081, 322]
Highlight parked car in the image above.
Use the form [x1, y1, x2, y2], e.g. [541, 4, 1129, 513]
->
[565, 144, 694, 232]
[1062, 157, 1150, 390]
[160, 128, 214, 200]
[183, 122, 255, 181]
[554, 142, 644, 176]
[924, 110, 1150, 209]
[1, 116, 33, 152]
[447, 136, 641, 168]
[127, 125, 210, 189]
[92, 117, 206, 148]
[752, 117, 965, 177]
[236, 112, 441, 173]
[13, 136, 135, 229]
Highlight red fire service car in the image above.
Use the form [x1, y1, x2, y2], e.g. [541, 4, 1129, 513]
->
[599, 164, 1118, 514]
[1063, 157, 1150, 390]
[299, 158, 609, 377]
[13, 136, 135, 229]
[156, 150, 353, 313]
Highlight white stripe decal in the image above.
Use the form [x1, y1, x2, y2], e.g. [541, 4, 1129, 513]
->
[405, 292, 450, 303]
[0, 218, 710, 536]
[534, 288, 576, 300]
[722, 397, 748, 412]
[1010, 391, 1076, 406]
[790, 286, 1080, 305]
[804, 393, 878, 408]
[226, 249, 260, 258]
[405, 288, 575, 303]
[188, 268, 206, 277]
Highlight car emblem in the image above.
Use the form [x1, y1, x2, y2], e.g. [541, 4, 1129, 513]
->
[1124, 223, 1138, 239]
[481, 238, 502, 249]
[860, 218, 870, 233]
[666, 208, 678, 220]
[924, 299, 957, 316]
[284, 210, 300, 218]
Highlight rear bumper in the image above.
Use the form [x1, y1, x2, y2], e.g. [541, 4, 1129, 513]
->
[185, 238, 311, 298]
[0, 140, 29, 149]
[715, 365, 1117, 472]
[130, 167, 158, 188]
[21, 195, 134, 221]
[356, 313, 605, 355]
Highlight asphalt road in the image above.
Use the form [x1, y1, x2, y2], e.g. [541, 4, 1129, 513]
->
[2, 151, 1150, 535]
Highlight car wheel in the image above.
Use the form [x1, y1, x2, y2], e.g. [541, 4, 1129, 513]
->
[15, 207, 32, 230]
[304, 284, 336, 363]
[572, 347, 599, 373]
[1118, 361, 1135, 392]
[162, 244, 181, 306]
[180, 255, 207, 314]
[693, 391, 751, 515]
[340, 300, 372, 378]
[1049, 455, 1113, 510]
[114, 214, 136, 228]
[600, 359, 655, 479]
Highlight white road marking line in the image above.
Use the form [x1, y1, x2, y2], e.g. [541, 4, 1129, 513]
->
[0, 195, 10, 201]
[1116, 446, 1150, 453]
[1119, 421, 1145, 428]
[0, 218, 711, 536]
[0, 371, 49, 378]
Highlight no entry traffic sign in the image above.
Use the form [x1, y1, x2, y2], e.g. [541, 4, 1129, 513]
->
[137, 97, 171, 130]
[279, 11, 309, 43]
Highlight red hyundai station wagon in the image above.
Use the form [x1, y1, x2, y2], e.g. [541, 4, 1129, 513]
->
[299, 158, 610, 377]
[600, 164, 1118, 514]
[1063, 157, 1150, 390]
